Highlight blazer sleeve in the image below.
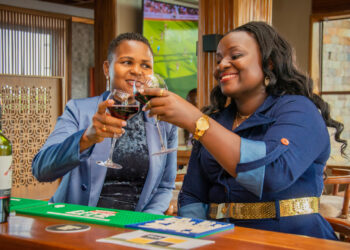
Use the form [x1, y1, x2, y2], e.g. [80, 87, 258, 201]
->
[235, 96, 330, 194]
[142, 124, 178, 214]
[178, 146, 210, 219]
[32, 99, 93, 182]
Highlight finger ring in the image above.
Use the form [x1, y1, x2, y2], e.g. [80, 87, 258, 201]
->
[147, 101, 152, 108]
[159, 88, 164, 97]
[102, 125, 107, 132]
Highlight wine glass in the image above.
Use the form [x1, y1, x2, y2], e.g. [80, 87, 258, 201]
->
[96, 89, 140, 169]
[136, 74, 177, 156]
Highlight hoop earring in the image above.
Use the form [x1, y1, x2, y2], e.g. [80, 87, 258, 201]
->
[106, 76, 110, 91]
[264, 76, 270, 87]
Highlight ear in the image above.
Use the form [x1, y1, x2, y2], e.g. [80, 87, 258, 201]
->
[103, 61, 110, 78]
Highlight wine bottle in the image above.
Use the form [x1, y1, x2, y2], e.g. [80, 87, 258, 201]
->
[0, 98, 12, 223]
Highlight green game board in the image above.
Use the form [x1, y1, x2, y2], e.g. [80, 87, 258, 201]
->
[10, 197, 48, 212]
[15, 203, 171, 228]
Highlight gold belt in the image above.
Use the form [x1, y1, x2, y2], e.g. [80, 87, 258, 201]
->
[209, 197, 319, 220]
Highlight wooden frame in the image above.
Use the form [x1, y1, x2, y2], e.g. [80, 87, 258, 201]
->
[309, 11, 350, 94]
[72, 16, 94, 25]
[0, 4, 71, 103]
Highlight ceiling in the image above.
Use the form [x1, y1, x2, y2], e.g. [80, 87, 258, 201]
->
[38, 0, 199, 10]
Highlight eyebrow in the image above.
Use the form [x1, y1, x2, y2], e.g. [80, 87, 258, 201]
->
[119, 56, 134, 60]
[119, 56, 151, 63]
[216, 45, 242, 57]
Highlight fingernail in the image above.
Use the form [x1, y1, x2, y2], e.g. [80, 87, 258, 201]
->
[121, 128, 125, 134]
[142, 106, 146, 111]
[139, 88, 144, 93]
[122, 121, 127, 126]
[107, 99, 114, 104]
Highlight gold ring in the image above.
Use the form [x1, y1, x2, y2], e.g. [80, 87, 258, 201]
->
[159, 88, 164, 97]
[102, 125, 107, 132]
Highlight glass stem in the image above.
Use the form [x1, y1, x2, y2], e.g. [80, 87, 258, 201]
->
[107, 133, 118, 163]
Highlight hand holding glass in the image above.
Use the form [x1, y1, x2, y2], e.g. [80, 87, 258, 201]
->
[135, 74, 177, 156]
[96, 89, 140, 169]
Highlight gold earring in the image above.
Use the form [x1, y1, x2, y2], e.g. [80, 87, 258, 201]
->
[264, 76, 270, 87]
[106, 76, 110, 91]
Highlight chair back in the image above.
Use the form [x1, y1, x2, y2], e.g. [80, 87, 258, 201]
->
[322, 166, 350, 219]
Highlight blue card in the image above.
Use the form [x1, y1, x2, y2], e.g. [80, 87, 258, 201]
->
[126, 216, 234, 238]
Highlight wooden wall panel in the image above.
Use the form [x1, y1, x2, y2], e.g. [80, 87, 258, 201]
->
[94, 0, 117, 96]
[312, 0, 350, 14]
[197, 0, 272, 108]
[1, 75, 63, 200]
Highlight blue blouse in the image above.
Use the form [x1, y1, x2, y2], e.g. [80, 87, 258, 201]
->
[178, 95, 337, 240]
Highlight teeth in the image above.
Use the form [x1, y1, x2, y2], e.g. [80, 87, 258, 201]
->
[221, 75, 234, 80]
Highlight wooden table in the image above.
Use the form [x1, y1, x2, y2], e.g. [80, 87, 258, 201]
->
[0, 214, 349, 249]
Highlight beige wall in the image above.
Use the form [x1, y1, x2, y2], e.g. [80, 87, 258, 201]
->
[117, 0, 143, 34]
[272, 0, 312, 74]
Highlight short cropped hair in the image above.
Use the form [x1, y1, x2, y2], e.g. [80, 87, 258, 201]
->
[107, 32, 153, 63]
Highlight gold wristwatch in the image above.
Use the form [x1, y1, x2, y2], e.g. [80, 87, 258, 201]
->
[193, 114, 210, 140]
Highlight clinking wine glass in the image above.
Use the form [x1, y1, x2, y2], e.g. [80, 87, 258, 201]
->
[135, 74, 177, 156]
[96, 89, 140, 169]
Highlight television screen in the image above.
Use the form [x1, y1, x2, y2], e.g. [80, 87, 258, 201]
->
[142, 0, 198, 99]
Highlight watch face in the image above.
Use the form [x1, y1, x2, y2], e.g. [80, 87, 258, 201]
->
[197, 117, 209, 130]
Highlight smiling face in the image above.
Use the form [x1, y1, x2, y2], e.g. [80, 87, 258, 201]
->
[214, 31, 265, 100]
[104, 40, 153, 94]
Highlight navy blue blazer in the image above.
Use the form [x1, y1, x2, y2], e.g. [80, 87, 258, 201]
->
[32, 92, 178, 214]
[178, 95, 337, 240]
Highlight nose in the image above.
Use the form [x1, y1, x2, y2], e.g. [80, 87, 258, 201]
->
[214, 57, 230, 79]
[130, 64, 142, 77]
[218, 57, 230, 71]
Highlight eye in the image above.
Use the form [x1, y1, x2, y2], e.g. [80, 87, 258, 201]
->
[231, 54, 242, 60]
[121, 60, 132, 65]
[141, 63, 152, 69]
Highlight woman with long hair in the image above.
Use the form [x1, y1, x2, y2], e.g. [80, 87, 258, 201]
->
[142, 21, 347, 239]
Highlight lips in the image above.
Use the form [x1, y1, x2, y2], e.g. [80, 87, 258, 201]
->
[126, 79, 143, 87]
[219, 73, 238, 83]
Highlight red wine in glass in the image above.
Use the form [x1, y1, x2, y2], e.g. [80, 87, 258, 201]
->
[96, 89, 140, 169]
[108, 104, 140, 120]
[139, 74, 177, 156]
[135, 91, 160, 106]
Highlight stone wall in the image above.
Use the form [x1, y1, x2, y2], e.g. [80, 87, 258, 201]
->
[322, 19, 350, 166]
[71, 22, 94, 99]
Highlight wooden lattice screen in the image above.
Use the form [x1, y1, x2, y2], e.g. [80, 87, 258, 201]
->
[0, 75, 63, 200]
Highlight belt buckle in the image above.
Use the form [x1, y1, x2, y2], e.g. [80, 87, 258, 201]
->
[214, 203, 230, 219]
[292, 198, 313, 215]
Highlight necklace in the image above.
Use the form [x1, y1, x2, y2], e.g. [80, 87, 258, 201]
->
[236, 112, 251, 120]
[233, 111, 252, 129]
